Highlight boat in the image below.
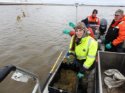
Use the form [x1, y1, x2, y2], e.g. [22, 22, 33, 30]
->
[1, 51, 125, 93]
[43, 63, 98, 93]
[0, 63, 97, 93]
[0, 50, 97, 93]
[0, 18, 122, 93]
[38, 50, 98, 93]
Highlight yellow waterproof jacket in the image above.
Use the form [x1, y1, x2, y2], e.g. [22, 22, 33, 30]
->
[69, 35, 98, 69]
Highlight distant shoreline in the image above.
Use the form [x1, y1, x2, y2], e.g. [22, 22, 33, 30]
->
[0, 2, 124, 7]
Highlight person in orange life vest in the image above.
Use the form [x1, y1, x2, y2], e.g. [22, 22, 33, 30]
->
[105, 9, 125, 52]
[81, 9, 100, 35]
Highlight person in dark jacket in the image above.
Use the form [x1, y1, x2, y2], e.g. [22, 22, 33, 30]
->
[105, 9, 125, 52]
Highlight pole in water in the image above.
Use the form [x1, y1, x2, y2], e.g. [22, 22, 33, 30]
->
[75, 3, 79, 23]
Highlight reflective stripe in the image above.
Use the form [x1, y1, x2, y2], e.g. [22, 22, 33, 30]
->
[88, 55, 95, 58]
[115, 26, 119, 28]
[87, 38, 92, 50]
[83, 64, 89, 69]
[119, 21, 124, 24]
[116, 21, 124, 28]
[87, 38, 95, 58]
[87, 38, 96, 58]
[77, 56, 86, 59]
[69, 51, 75, 54]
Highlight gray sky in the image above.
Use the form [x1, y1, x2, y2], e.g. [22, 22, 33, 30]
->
[1, 0, 125, 5]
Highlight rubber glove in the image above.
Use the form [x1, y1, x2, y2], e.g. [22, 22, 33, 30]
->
[69, 22, 76, 28]
[106, 42, 112, 49]
[77, 72, 84, 79]
[63, 29, 71, 35]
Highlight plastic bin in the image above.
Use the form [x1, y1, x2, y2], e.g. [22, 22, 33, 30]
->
[98, 51, 125, 93]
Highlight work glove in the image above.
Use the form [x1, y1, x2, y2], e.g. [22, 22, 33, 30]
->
[69, 22, 76, 29]
[77, 64, 88, 78]
[77, 72, 84, 79]
[79, 65, 87, 74]
[105, 42, 112, 49]
[63, 55, 75, 64]
[63, 29, 71, 35]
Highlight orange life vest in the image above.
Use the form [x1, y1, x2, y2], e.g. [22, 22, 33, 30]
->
[87, 15, 100, 25]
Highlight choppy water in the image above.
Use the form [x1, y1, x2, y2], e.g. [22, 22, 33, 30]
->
[0, 4, 125, 93]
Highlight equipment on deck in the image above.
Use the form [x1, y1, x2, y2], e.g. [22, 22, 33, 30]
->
[98, 51, 125, 93]
[0, 65, 41, 93]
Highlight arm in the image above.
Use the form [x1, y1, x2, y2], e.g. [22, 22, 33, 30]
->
[81, 17, 89, 27]
[83, 39, 98, 69]
[112, 21, 125, 46]
[68, 36, 75, 54]
[77, 38, 98, 78]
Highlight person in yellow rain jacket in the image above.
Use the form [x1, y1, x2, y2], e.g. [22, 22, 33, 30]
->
[65, 22, 98, 92]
